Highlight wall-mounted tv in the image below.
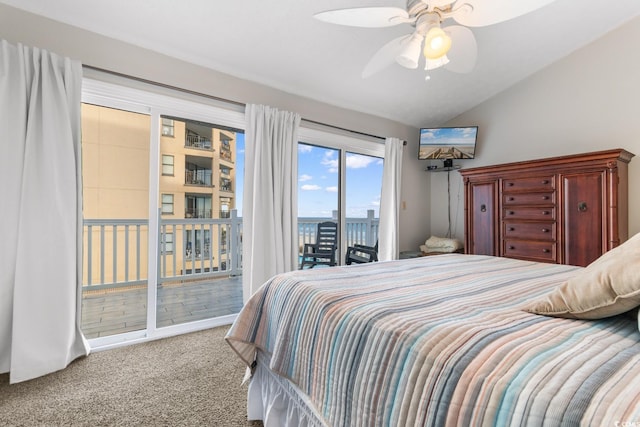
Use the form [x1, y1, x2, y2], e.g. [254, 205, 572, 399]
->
[418, 126, 478, 160]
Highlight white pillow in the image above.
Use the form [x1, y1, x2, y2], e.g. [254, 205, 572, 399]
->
[422, 236, 463, 252]
[523, 232, 640, 320]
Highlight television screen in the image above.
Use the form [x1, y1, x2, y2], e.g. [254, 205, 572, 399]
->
[418, 126, 478, 160]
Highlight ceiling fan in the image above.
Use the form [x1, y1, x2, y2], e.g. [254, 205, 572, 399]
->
[314, 0, 558, 78]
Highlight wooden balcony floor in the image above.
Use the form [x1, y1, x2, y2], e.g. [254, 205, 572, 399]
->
[81, 276, 243, 339]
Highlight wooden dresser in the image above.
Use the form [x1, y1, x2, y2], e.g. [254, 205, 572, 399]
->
[459, 149, 634, 266]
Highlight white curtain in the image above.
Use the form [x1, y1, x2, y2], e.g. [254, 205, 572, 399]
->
[378, 137, 404, 261]
[0, 40, 89, 383]
[243, 104, 301, 302]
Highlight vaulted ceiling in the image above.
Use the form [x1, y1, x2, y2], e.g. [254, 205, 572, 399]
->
[2, 0, 639, 127]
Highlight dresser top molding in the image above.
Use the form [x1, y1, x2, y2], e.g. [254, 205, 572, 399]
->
[459, 149, 634, 180]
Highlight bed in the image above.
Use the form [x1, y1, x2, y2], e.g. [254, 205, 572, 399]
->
[226, 246, 640, 426]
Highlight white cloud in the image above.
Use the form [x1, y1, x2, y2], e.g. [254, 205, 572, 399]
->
[320, 153, 377, 173]
[326, 186, 338, 193]
[299, 144, 313, 153]
[299, 174, 313, 182]
[421, 130, 436, 140]
[321, 151, 338, 173]
[322, 159, 338, 173]
[346, 154, 375, 169]
[301, 184, 322, 191]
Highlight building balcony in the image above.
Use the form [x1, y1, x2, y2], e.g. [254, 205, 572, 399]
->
[185, 170, 212, 187]
[81, 211, 379, 338]
[219, 149, 232, 162]
[185, 134, 212, 150]
[185, 208, 212, 218]
[219, 178, 232, 192]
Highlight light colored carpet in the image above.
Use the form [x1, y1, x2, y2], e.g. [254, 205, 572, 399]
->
[0, 325, 263, 426]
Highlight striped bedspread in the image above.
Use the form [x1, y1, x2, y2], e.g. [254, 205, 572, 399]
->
[226, 254, 640, 426]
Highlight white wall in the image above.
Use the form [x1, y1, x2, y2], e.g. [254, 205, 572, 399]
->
[437, 16, 640, 241]
[0, 3, 431, 252]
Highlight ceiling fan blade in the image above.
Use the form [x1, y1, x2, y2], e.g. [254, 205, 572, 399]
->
[314, 7, 409, 28]
[443, 25, 477, 73]
[451, 0, 558, 27]
[429, 0, 458, 7]
[362, 34, 412, 78]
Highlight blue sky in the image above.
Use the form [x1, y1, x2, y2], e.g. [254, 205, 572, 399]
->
[298, 143, 383, 218]
[419, 126, 477, 146]
[234, 135, 383, 219]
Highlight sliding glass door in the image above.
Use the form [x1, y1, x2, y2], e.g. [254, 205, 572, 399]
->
[80, 103, 151, 338]
[81, 78, 246, 347]
[298, 143, 340, 264]
[156, 115, 244, 328]
[80, 77, 384, 346]
[344, 151, 383, 249]
[297, 130, 385, 266]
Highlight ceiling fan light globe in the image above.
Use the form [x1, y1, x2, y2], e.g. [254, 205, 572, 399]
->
[396, 54, 419, 69]
[424, 55, 450, 70]
[431, 36, 446, 50]
[396, 33, 423, 69]
[423, 27, 452, 59]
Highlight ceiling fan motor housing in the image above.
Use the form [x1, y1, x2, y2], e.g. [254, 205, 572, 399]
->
[409, 1, 456, 17]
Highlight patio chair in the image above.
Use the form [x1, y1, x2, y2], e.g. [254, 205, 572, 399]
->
[300, 221, 338, 269]
[345, 241, 378, 265]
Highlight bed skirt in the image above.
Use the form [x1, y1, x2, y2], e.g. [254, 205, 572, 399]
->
[248, 351, 327, 427]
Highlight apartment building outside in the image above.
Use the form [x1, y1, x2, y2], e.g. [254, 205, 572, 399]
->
[82, 104, 237, 285]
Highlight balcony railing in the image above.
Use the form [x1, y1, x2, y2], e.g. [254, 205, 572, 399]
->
[160, 212, 242, 282]
[299, 210, 379, 250]
[220, 149, 232, 162]
[83, 219, 149, 289]
[185, 170, 212, 186]
[185, 208, 212, 218]
[220, 178, 232, 192]
[82, 210, 379, 290]
[185, 134, 212, 149]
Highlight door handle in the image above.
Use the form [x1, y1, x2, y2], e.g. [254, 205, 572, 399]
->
[578, 202, 588, 212]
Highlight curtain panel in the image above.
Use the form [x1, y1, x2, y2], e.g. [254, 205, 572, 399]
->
[378, 137, 404, 261]
[242, 104, 301, 302]
[0, 40, 89, 383]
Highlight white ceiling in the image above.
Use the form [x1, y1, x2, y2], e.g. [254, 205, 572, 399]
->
[3, 0, 640, 128]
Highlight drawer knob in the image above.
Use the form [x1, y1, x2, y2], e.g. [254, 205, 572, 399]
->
[508, 197, 514, 201]
[543, 249, 550, 253]
[578, 201, 588, 212]
[542, 196, 549, 200]
[542, 228, 549, 233]
[509, 227, 515, 231]
[509, 211, 515, 215]
[542, 211, 550, 215]
[509, 246, 515, 250]
[542, 180, 549, 184]
[508, 182, 514, 187]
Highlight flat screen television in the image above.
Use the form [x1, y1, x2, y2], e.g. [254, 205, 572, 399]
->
[418, 126, 478, 161]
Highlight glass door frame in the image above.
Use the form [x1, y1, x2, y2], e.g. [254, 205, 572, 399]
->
[298, 127, 385, 261]
[82, 77, 245, 351]
[81, 76, 385, 350]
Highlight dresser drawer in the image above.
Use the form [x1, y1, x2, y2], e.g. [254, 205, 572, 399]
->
[503, 240, 556, 262]
[503, 176, 555, 192]
[503, 222, 555, 241]
[503, 207, 555, 220]
[503, 192, 555, 206]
